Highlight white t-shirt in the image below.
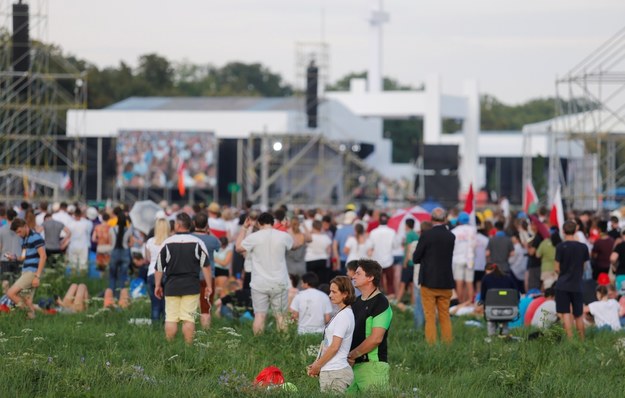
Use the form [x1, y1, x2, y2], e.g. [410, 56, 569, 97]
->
[241, 228, 293, 292]
[67, 218, 93, 250]
[451, 224, 476, 264]
[344, 236, 370, 264]
[289, 288, 333, 334]
[305, 233, 332, 262]
[588, 299, 621, 331]
[530, 300, 558, 329]
[52, 210, 73, 227]
[368, 225, 396, 268]
[144, 237, 165, 276]
[321, 307, 355, 371]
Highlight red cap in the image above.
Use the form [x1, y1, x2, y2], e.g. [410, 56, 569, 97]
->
[597, 273, 610, 286]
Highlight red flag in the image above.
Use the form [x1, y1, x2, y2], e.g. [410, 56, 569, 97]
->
[549, 186, 564, 232]
[464, 183, 476, 226]
[524, 179, 539, 214]
[177, 161, 186, 197]
[464, 183, 474, 214]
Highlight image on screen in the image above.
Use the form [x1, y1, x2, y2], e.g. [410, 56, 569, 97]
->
[116, 130, 217, 189]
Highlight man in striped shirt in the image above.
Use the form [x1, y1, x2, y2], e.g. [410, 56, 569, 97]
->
[7, 218, 47, 319]
[155, 212, 212, 344]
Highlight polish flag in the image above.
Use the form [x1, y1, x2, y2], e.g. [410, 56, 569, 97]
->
[549, 185, 565, 233]
[524, 179, 539, 214]
[464, 183, 476, 225]
[177, 160, 186, 197]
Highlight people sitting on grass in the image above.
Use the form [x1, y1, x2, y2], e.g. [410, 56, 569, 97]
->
[215, 280, 254, 320]
[103, 287, 130, 309]
[56, 283, 90, 313]
[290, 272, 333, 335]
[585, 285, 621, 331]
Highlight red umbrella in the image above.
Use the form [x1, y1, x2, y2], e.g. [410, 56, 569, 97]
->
[387, 206, 431, 231]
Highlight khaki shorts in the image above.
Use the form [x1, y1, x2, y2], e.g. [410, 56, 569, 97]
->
[165, 294, 199, 323]
[13, 271, 37, 298]
[453, 262, 475, 282]
[319, 366, 354, 393]
[251, 287, 288, 314]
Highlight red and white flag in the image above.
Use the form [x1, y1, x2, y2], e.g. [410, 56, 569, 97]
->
[523, 179, 539, 214]
[177, 160, 186, 197]
[464, 183, 476, 226]
[549, 185, 565, 233]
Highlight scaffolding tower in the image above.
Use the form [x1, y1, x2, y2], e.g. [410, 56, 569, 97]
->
[554, 26, 625, 211]
[241, 133, 381, 209]
[0, 0, 87, 203]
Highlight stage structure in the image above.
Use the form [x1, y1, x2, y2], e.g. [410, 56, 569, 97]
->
[240, 133, 381, 209]
[523, 26, 625, 211]
[0, 0, 87, 202]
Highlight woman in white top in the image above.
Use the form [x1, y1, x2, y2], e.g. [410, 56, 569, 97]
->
[305, 220, 332, 284]
[143, 218, 170, 322]
[344, 223, 370, 264]
[214, 236, 233, 298]
[307, 275, 356, 393]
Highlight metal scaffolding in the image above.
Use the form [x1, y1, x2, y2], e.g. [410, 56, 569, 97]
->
[554, 26, 625, 210]
[241, 133, 381, 209]
[523, 26, 625, 211]
[0, 0, 87, 203]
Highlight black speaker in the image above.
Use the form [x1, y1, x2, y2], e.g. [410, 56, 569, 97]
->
[422, 144, 459, 206]
[306, 61, 318, 128]
[12, 2, 30, 98]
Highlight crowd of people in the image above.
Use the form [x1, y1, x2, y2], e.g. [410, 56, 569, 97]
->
[2, 197, 625, 393]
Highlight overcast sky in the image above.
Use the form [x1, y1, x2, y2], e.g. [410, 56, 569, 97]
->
[34, 0, 625, 104]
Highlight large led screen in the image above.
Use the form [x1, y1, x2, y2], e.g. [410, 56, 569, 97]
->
[116, 130, 217, 189]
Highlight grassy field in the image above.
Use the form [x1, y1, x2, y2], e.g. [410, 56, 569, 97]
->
[1, 274, 625, 397]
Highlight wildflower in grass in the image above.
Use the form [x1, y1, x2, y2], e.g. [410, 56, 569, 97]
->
[21, 328, 32, 333]
[306, 344, 320, 357]
[227, 330, 242, 337]
[225, 339, 239, 349]
[33, 337, 44, 341]
[105, 361, 111, 367]
[0, 338, 8, 343]
[167, 354, 179, 361]
[0, 332, 4, 337]
[105, 333, 116, 338]
[76, 321, 83, 326]
[194, 341, 211, 348]
[615, 337, 625, 357]
[218, 368, 250, 392]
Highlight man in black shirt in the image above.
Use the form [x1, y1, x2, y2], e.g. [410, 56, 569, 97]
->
[555, 220, 590, 340]
[347, 259, 392, 393]
[155, 213, 211, 344]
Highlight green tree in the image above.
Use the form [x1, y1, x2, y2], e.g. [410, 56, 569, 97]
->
[137, 53, 175, 94]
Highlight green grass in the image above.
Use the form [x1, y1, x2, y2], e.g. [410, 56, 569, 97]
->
[1, 274, 625, 397]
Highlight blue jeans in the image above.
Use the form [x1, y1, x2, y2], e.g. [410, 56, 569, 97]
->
[109, 248, 130, 291]
[147, 274, 165, 322]
[413, 285, 425, 330]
